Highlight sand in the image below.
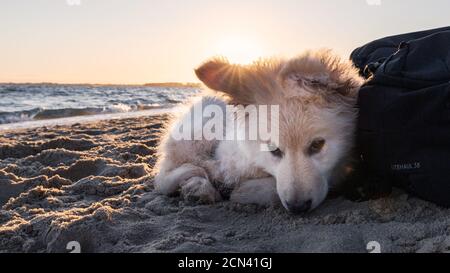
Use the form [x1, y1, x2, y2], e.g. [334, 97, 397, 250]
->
[1, 114, 449, 253]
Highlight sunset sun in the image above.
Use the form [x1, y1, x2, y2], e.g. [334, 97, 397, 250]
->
[214, 37, 265, 65]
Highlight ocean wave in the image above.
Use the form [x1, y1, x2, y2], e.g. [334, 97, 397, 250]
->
[0, 84, 201, 125]
[0, 108, 41, 124]
[0, 104, 168, 125]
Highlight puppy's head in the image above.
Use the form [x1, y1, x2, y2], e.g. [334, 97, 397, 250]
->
[195, 50, 363, 213]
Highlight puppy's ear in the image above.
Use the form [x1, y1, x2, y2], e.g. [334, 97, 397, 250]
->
[195, 58, 238, 92]
[280, 50, 363, 100]
[317, 51, 363, 99]
[195, 58, 255, 105]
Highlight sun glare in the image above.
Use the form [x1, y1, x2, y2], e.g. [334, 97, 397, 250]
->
[214, 37, 265, 65]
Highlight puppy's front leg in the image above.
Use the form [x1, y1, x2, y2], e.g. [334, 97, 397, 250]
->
[155, 163, 221, 203]
[230, 177, 281, 207]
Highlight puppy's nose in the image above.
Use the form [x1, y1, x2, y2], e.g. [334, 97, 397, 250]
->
[286, 199, 312, 214]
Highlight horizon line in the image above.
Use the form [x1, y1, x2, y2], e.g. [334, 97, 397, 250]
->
[0, 81, 202, 87]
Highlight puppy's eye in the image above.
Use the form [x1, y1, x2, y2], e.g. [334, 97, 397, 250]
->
[268, 143, 283, 158]
[271, 148, 283, 158]
[308, 138, 325, 155]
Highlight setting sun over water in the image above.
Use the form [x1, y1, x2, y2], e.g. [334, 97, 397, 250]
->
[214, 37, 266, 65]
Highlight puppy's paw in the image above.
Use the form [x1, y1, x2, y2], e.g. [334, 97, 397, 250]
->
[181, 177, 222, 204]
[154, 164, 208, 195]
[230, 177, 280, 207]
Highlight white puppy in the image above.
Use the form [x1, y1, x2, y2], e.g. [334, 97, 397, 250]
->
[154, 50, 363, 213]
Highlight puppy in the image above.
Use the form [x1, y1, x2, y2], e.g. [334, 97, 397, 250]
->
[154, 50, 363, 213]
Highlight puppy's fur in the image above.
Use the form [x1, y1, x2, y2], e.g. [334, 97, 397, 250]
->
[154, 50, 364, 213]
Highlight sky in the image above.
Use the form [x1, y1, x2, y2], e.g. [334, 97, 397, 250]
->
[1, 0, 449, 84]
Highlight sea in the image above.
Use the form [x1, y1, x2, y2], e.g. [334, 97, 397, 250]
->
[0, 83, 201, 130]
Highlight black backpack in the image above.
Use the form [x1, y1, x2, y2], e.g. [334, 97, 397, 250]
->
[350, 27, 450, 207]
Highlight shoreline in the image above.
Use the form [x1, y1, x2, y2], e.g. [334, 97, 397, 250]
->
[0, 108, 175, 132]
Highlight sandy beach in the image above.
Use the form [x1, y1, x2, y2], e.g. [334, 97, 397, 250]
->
[1, 114, 449, 253]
